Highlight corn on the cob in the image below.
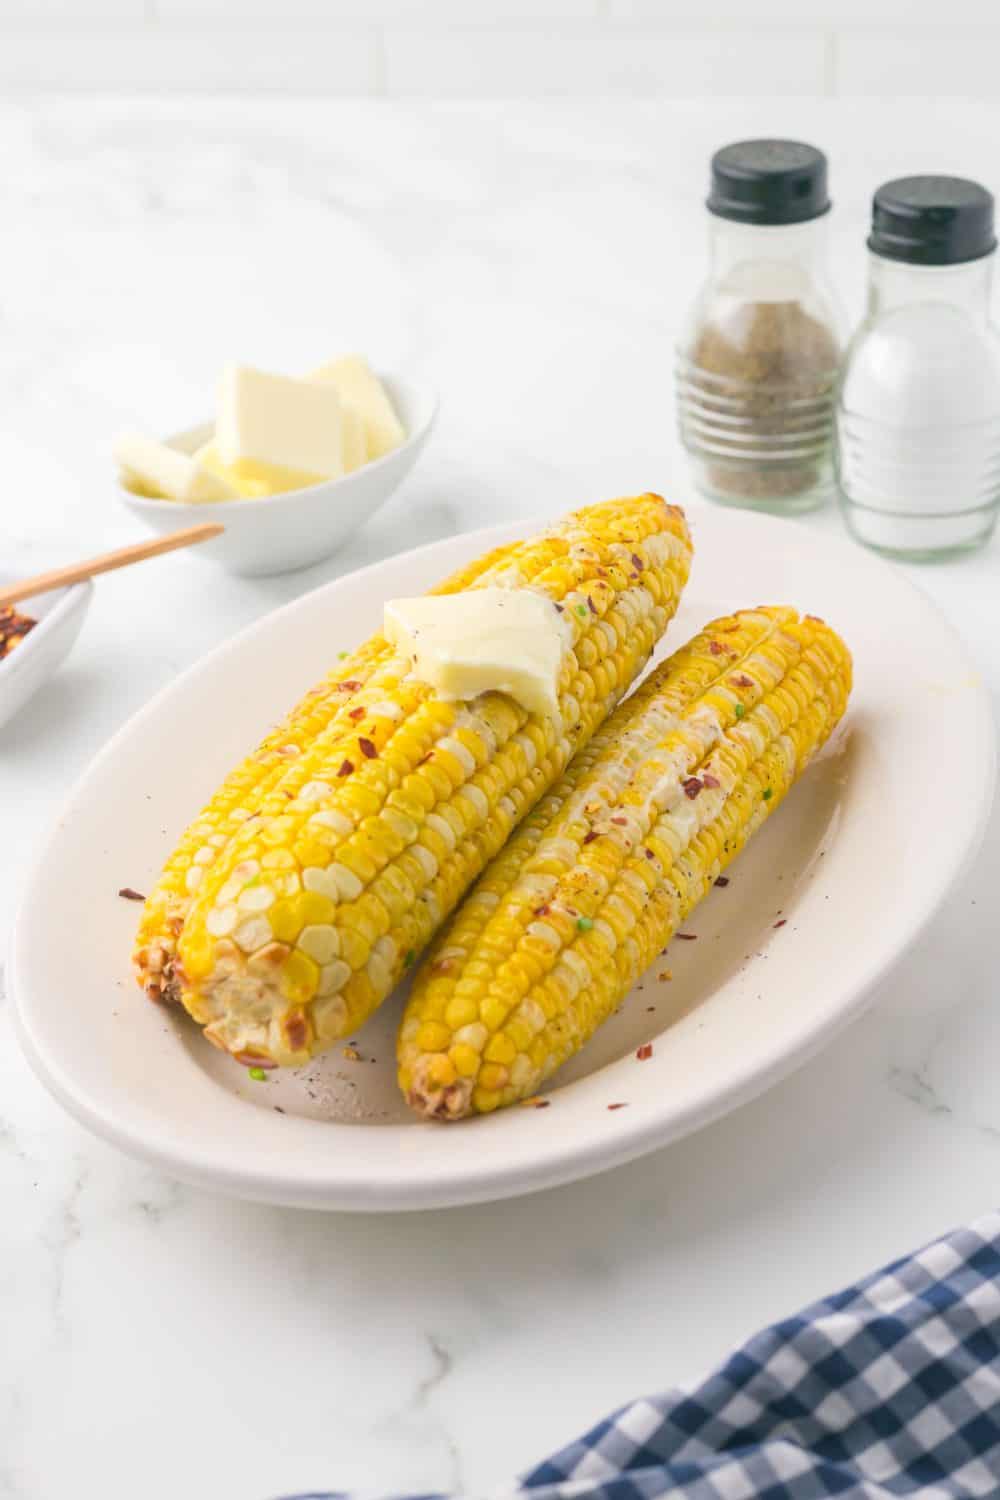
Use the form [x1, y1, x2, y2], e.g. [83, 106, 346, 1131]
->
[173, 496, 692, 1066]
[399, 607, 851, 1119]
[133, 541, 520, 1003]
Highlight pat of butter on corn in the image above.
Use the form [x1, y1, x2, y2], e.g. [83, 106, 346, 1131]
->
[384, 587, 572, 721]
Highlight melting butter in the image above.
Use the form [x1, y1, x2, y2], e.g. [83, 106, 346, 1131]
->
[384, 587, 571, 721]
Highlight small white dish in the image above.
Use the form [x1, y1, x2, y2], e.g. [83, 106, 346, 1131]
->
[9, 508, 995, 1210]
[0, 578, 93, 731]
[118, 373, 436, 578]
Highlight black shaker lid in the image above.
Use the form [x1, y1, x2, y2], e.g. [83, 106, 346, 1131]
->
[868, 175, 996, 265]
[707, 139, 831, 226]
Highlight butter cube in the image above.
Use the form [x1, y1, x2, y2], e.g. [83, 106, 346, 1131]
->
[309, 355, 405, 461]
[194, 442, 323, 499]
[341, 404, 366, 473]
[217, 365, 344, 479]
[113, 431, 238, 503]
[384, 587, 570, 722]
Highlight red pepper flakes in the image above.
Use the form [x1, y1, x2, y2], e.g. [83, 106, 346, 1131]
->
[587, 595, 597, 614]
[714, 876, 730, 888]
[703, 773, 721, 789]
[348, 706, 365, 721]
[774, 918, 787, 929]
[709, 640, 724, 656]
[533, 1099, 551, 1109]
[683, 777, 703, 799]
[583, 830, 599, 845]
[631, 553, 644, 571]
[336, 759, 354, 777]
[417, 751, 434, 766]
[676, 933, 698, 941]
[645, 848, 654, 860]
[731, 674, 754, 689]
[611, 816, 627, 826]
[554, 603, 564, 614]
[607, 1102, 628, 1111]
[533, 904, 551, 917]
[636, 1043, 654, 1061]
[337, 679, 362, 692]
[358, 737, 377, 759]
[118, 887, 145, 902]
[0, 606, 37, 659]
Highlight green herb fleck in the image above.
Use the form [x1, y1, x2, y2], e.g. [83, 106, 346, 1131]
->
[763, 787, 773, 801]
[248, 1066, 267, 1082]
[404, 949, 415, 968]
[244, 874, 261, 888]
[576, 916, 594, 932]
[338, 651, 349, 659]
[576, 604, 587, 619]
[735, 703, 745, 719]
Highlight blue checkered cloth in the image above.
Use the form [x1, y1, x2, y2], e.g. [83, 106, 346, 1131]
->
[285, 1211, 1000, 1500]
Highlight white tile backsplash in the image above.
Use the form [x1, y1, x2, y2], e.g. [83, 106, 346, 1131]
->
[384, 26, 827, 97]
[0, 27, 379, 91]
[2, 3, 1000, 95]
[835, 29, 1000, 95]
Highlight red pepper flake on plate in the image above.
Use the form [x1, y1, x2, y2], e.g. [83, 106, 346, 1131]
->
[714, 875, 730, 887]
[774, 918, 787, 929]
[676, 932, 698, 941]
[607, 1102, 628, 1111]
[636, 1042, 654, 1061]
[118, 887, 146, 902]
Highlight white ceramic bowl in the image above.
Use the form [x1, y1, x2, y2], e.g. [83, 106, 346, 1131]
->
[117, 373, 437, 578]
[0, 578, 93, 731]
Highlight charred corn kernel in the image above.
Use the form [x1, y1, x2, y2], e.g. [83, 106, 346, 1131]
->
[400, 607, 851, 1120]
[173, 497, 692, 1066]
[133, 541, 521, 1003]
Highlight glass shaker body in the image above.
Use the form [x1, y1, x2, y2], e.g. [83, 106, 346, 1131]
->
[676, 215, 845, 514]
[836, 252, 1000, 559]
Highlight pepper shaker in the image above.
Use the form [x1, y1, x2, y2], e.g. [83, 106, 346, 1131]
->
[836, 176, 1000, 559]
[676, 140, 845, 514]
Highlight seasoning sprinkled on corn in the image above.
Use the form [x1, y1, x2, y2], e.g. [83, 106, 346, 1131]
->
[166, 497, 692, 1066]
[398, 606, 851, 1119]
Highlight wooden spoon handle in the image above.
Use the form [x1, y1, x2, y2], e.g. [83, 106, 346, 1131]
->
[0, 523, 224, 608]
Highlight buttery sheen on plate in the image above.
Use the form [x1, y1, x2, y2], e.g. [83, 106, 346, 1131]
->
[115, 355, 406, 504]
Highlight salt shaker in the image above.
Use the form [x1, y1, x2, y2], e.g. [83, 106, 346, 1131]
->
[676, 140, 845, 514]
[836, 176, 1000, 559]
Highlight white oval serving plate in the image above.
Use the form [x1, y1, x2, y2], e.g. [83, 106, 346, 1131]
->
[10, 507, 995, 1211]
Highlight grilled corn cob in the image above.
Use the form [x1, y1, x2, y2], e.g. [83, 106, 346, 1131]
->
[173, 496, 692, 1066]
[399, 606, 851, 1119]
[134, 541, 520, 1002]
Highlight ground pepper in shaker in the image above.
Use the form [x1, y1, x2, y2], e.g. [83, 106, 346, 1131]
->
[676, 140, 845, 514]
[836, 176, 1000, 559]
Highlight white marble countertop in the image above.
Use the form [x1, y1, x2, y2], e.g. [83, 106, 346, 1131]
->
[1, 97, 998, 1500]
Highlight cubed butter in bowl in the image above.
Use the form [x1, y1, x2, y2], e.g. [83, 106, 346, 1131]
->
[117, 370, 436, 577]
